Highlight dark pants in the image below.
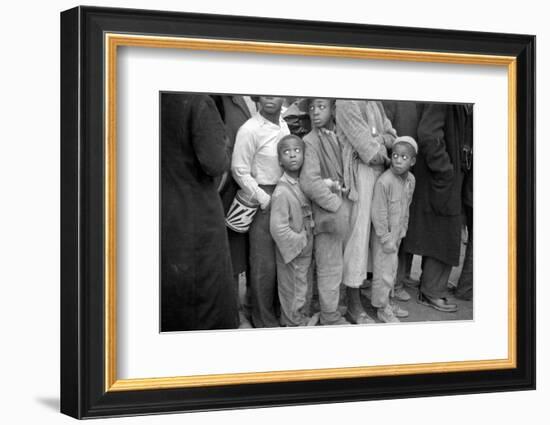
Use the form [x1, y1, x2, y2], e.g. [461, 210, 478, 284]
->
[248, 185, 279, 327]
[456, 206, 473, 299]
[420, 256, 452, 299]
[396, 246, 413, 290]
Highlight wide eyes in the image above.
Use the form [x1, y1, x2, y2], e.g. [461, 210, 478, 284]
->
[309, 104, 327, 111]
[392, 153, 409, 160]
[283, 148, 302, 155]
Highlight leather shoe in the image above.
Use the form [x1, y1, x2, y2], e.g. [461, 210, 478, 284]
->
[346, 310, 375, 324]
[417, 292, 458, 313]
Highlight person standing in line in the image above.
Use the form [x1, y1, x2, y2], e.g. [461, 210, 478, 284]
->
[270, 135, 317, 326]
[453, 104, 474, 301]
[382, 100, 424, 296]
[213, 95, 258, 328]
[300, 98, 351, 326]
[232, 96, 290, 327]
[336, 100, 397, 324]
[370, 136, 417, 323]
[403, 103, 472, 313]
[161, 93, 238, 331]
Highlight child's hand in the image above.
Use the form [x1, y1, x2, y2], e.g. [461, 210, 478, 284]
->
[323, 178, 334, 189]
[323, 178, 346, 196]
[382, 239, 397, 254]
[380, 233, 392, 244]
[260, 195, 271, 210]
[368, 144, 389, 166]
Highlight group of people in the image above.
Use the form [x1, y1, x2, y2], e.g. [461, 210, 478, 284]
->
[160, 92, 473, 332]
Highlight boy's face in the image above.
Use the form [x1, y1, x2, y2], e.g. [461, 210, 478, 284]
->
[258, 96, 284, 115]
[278, 137, 304, 173]
[390, 143, 416, 176]
[308, 99, 333, 129]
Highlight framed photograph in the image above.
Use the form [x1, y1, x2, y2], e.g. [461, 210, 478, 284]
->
[60, 5, 535, 419]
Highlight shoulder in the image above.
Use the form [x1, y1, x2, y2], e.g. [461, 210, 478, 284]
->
[378, 169, 394, 184]
[192, 95, 216, 113]
[236, 115, 259, 137]
[272, 182, 291, 202]
[303, 130, 319, 146]
[280, 119, 291, 133]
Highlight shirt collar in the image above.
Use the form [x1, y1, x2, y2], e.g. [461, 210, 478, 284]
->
[318, 125, 337, 137]
[255, 111, 285, 127]
[281, 172, 298, 185]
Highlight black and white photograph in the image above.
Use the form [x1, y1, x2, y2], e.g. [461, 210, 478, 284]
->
[160, 93, 474, 332]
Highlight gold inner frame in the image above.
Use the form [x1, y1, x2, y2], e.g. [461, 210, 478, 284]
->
[104, 33, 517, 392]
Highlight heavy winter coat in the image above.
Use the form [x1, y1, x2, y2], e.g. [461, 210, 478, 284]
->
[161, 93, 238, 331]
[403, 103, 473, 266]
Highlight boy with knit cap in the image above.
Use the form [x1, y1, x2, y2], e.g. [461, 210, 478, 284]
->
[370, 136, 417, 323]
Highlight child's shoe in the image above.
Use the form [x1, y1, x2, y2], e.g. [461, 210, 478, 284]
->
[390, 302, 409, 318]
[377, 305, 400, 323]
[392, 288, 411, 302]
[306, 312, 321, 326]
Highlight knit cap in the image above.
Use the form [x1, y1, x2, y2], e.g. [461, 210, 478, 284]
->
[393, 136, 418, 154]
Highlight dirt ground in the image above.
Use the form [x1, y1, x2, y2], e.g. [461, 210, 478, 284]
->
[239, 229, 473, 326]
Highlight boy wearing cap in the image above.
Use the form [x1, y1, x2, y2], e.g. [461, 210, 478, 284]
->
[270, 135, 316, 326]
[370, 136, 417, 323]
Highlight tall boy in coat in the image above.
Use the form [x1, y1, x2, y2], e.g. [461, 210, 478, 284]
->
[300, 98, 351, 325]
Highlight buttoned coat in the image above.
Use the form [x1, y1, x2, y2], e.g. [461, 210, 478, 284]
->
[403, 103, 472, 266]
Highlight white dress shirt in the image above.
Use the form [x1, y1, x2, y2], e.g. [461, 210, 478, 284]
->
[231, 112, 290, 208]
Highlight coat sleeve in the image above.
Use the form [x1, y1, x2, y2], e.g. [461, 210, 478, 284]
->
[371, 179, 390, 239]
[417, 104, 455, 196]
[231, 124, 271, 207]
[377, 102, 398, 150]
[270, 188, 307, 264]
[336, 101, 381, 164]
[191, 97, 230, 177]
[300, 139, 342, 212]
[401, 174, 416, 238]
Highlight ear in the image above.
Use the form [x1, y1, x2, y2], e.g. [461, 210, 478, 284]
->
[411, 156, 417, 167]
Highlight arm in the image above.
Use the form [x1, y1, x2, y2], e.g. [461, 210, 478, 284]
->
[371, 180, 390, 240]
[191, 97, 230, 177]
[377, 101, 398, 150]
[269, 189, 307, 264]
[336, 101, 381, 164]
[300, 140, 342, 212]
[401, 174, 416, 238]
[231, 124, 271, 208]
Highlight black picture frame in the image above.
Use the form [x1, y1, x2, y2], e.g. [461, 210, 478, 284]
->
[60, 5, 535, 419]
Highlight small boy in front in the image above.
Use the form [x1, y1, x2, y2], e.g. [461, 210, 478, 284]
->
[270, 135, 315, 326]
[371, 136, 417, 323]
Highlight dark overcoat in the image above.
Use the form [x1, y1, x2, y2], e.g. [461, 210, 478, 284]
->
[382, 100, 422, 140]
[212, 95, 254, 275]
[161, 93, 238, 331]
[403, 103, 472, 266]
